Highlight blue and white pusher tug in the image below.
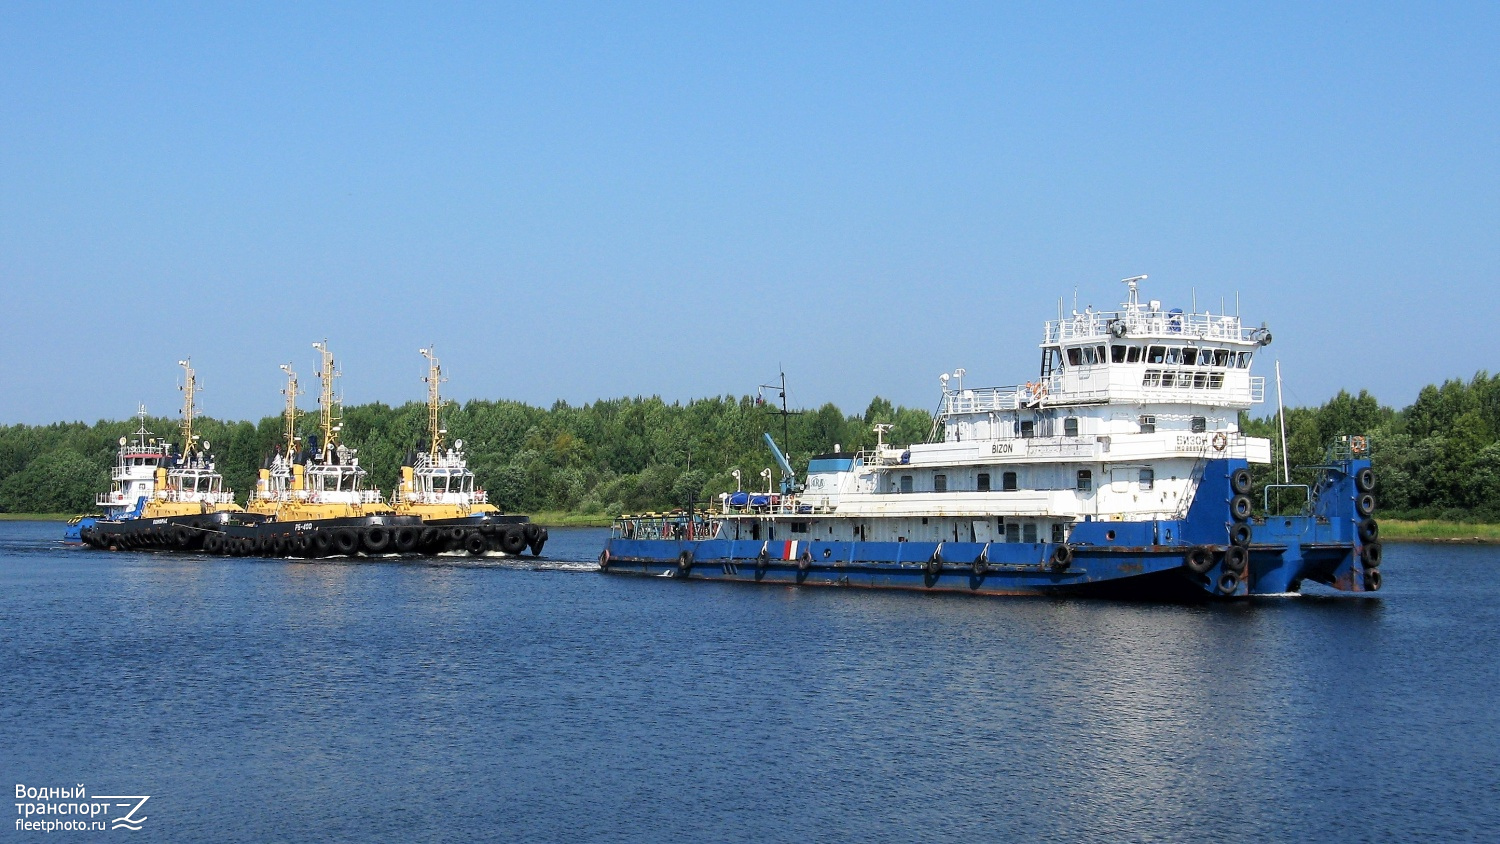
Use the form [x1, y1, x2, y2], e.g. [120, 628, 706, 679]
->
[600, 277, 1380, 598]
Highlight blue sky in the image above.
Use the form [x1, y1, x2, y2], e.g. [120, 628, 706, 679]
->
[2, 2, 1496, 425]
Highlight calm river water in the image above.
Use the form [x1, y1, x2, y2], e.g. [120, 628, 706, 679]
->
[3, 520, 1497, 842]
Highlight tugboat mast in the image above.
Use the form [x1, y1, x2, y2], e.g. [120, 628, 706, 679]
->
[177, 358, 198, 456]
[420, 346, 447, 462]
[278, 363, 302, 459]
[312, 340, 341, 458]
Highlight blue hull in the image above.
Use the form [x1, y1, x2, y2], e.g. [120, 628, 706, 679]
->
[600, 458, 1381, 599]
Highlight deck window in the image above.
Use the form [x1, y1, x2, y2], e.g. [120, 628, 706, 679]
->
[1191, 416, 1207, 433]
[1193, 372, 1208, 389]
[1020, 420, 1035, 439]
[933, 474, 947, 493]
[1209, 373, 1224, 389]
[1077, 470, 1093, 492]
[1022, 523, 1037, 543]
[1002, 471, 1018, 491]
[1139, 415, 1156, 434]
[1006, 522, 1020, 543]
[791, 522, 808, 534]
[1159, 371, 1175, 388]
[1051, 523, 1066, 543]
[900, 475, 913, 494]
[1140, 468, 1155, 490]
[1142, 370, 1161, 387]
[977, 473, 991, 492]
[1064, 417, 1079, 437]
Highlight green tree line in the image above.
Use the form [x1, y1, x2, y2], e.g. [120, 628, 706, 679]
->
[4, 372, 1498, 520]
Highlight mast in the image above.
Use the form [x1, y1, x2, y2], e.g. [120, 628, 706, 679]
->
[420, 346, 447, 461]
[177, 359, 197, 456]
[1275, 360, 1290, 483]
[312, 340, 340, 458]
[278, 363, 302, 459]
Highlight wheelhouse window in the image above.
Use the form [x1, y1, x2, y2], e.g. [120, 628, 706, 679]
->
[1127, 346, 1142, 363]
[1214, 349, 1230, 367]
[1111, 345, 1127, 363]
[1237, 351, 1253, 368]
[1002, 471, 1018, 491]
[933, 474, 947, 493]
[1183, 348, 1199, 366]
[1139, 415, 1156, 434]
[1164, 347, 1181, 365]
[1066, 347, 1082, 366]
[1064, 417, 1079, 437]
[1139, 468, 1155, 490]
[977, 473, 991, 492]
[1077, 470, 1093, 492]
[1147, 346, 1166, 364]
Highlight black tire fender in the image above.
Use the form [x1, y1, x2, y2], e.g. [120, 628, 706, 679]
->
[1185, 545, 1215, 575]
[1231, 467, 1253, 496]
[500, 525, 527, 555]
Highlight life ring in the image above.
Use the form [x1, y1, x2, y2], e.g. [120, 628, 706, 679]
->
[1212, 431, 1228, 452]
[1185, 545, 1215, 575]
[1049, 544, 1073, 572]
[1350, 435, 1368, 455]
[676, 550, 694, 577]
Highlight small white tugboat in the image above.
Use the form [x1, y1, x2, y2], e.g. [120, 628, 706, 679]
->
[390, 346, 546, 556]
[601, 276, 1381, 598]
[74, 360, 244, 550]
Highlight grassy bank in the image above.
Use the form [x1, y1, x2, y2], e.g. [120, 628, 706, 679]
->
[525, 511, 614, 528]
[1378, 520, 1500, 543]
[0, 513, 75, 522]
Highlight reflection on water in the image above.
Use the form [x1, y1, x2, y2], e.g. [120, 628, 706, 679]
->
[2, 521, 1497, 842]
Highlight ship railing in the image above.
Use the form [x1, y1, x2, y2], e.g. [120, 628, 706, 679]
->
[1044, 309, 1252, 344]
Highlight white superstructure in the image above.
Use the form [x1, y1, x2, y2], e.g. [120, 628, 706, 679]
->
[720, 277, 1275, 544]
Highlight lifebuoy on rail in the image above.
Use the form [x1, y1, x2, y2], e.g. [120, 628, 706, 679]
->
[1212, 431, 1228, 452]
